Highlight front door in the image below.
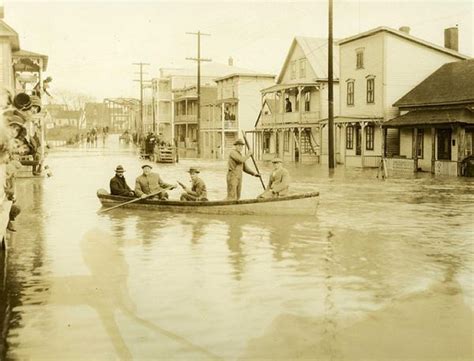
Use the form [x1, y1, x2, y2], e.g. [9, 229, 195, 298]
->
[355, 125, 362, 155]
[437, 129, 452, 160]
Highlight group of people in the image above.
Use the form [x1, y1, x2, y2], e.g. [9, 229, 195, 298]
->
[109, 138, 289, 202]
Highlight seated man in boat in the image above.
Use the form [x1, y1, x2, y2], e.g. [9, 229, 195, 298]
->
[258, 157, 290, 199]
[135, 164, 176, 200]
[179, 167, 208, 202]
[110, 165, 135, 197]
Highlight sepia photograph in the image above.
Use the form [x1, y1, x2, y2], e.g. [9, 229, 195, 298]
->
[0, 0, 473, 360]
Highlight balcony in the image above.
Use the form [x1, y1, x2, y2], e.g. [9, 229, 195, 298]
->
[260, 111, 322, 127]
[224, 120, 238, 129]
[174, 114, 197, 124]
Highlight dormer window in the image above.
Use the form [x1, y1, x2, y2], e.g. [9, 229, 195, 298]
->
[356, 48, 364, 69]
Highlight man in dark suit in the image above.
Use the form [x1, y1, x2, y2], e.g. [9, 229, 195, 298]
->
[110, 165, 134, 196]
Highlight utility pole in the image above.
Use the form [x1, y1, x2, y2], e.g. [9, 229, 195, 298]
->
[133, 62, 150, 141]
[328, 0, 335, 169]
[186, 31, 211, 156]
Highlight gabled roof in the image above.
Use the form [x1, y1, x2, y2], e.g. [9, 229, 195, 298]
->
[159, 63, 264, 80]
[276, 37, 339, 84]
[0, 19, 19, 50]
[337, 26, 469, 60]
[394, 59, 474, 107]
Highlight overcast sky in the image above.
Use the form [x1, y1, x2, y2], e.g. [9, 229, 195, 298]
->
[4, 0, 473, 100]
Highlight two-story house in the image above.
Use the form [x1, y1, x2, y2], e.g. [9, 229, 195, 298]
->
[201, 72, 275, 159]
[330, 26, 469, 168]
[254, 37, 339, 162]
[382, 59, 474, 177]
[173, 85, 217, 153]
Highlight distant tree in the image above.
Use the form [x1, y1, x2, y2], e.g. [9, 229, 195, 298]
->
[54, 88, 97, 111]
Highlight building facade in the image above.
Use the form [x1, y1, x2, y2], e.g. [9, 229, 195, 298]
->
[254, 37, 340, 163]
[325, 26, 469, 168]
[201, 73, 275, 159]
[383, 59, 474, 177]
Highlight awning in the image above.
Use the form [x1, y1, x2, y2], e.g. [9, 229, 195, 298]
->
[383, 108, 474, 128]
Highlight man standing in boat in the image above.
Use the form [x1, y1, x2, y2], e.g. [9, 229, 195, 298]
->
[110, 165, 135, 196]
[226, 139, 260, 200]
[179, 167, 208, 201]
[135, 164, 176, 200]
[258, 157, 290, 199]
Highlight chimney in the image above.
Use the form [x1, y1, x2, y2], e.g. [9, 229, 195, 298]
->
[444, 27, 459, 51]
[228, 57, 234, 66]
[399, 26, 410, 34]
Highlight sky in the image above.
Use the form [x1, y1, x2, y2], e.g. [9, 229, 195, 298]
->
[4, 0, 473, 101]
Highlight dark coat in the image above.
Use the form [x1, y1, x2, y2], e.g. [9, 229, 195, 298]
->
[110, 175, 133, 196]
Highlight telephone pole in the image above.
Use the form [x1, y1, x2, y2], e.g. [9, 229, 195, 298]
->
[186, 31, 211, 156]
[133, 62, 150, 140]
[328, 0, 335, 169]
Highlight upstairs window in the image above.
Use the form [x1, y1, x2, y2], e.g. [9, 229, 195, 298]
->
[347, 80, 355, 106]
[356, 49, 364, 69]
[366, 77, 375, 103]
[291, 61, 297, 79]
[299, 59, 306, 78]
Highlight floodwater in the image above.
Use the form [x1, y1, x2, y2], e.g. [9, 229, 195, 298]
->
[1, 135, 473, 361]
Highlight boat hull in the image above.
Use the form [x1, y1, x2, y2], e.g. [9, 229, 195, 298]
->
[97, 190, 319, 216]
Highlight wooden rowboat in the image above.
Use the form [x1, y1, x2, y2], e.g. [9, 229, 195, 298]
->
[97, 189, 319, 216]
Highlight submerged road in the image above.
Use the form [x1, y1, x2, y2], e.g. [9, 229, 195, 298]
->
[1, 135, 473, 360]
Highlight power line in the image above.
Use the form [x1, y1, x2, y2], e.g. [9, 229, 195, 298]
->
[133, 62, 150, 139]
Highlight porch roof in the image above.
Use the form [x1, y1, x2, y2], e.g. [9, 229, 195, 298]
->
[261, 82, 318, 93]
[383, 108, 474, 128]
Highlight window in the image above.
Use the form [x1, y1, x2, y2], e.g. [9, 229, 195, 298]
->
[416, 129, 424, 158]
[291, 61, 297, 79]
[356, 49, 364, 69]
[365, 125, 374, 150]
[367, 78, 375, 103]
[437, 129, 452, 160]
[263, 132, 271, 153]
[346, 126, 354, 149]
[347, 81, 354, 105]
[299, 59, 306, 78]
[304, 91, 311, 112]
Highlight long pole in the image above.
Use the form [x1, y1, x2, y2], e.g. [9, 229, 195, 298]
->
[328, 0, 335, 169]
[186, 31, 211, 157]
[242, 131, 266, 190]
[133, 62, 150, 142]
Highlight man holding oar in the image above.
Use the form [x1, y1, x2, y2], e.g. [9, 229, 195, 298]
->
[178, 167, 208, 201]
[226, 139, 261, 200]
[135, 164, 176, 200]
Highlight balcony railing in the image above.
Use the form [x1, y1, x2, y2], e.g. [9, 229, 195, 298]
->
[259, 111, 322, 126]
[224, 120, 237, 129]
[174, 114, 197, 124]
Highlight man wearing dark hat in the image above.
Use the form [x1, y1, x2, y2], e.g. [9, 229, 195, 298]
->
[110, 165, 134, 196]
[258, 157, 290, 199]
[135, 164, 176, 200]
[179, 167, 208, 201]
[226, 139, 260, 200]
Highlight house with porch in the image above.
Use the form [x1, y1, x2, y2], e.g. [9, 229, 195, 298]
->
[201, 72, 275, 159]
[253, 37, 339, 162]
[382, 59, 474, 177]
[325, 26, 469, 168]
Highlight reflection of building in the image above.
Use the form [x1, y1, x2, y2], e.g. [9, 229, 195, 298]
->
[383, 59, 474, 177]
[254, 37, 339, 162]
[325, 26, 469, 168]
[174, 85, 216, 152]
[103, 98, 139, 131]
[202, 72, 275, 159]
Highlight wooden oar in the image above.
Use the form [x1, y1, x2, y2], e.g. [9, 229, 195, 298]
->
[98, 190, 164, 213]
[241, 130, 266, 190]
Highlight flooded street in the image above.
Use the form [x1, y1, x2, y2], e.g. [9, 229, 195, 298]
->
[1, 136, 473, 361]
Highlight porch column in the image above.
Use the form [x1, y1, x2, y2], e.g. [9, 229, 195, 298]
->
[413, 128, 418, 172]
[361, 122, 366, 167]
[431, 127, 436, 174]
[457, 126, 465, 176]
[221, 103, 225, 159]
[298, 127, 302, 163]
[319, 123, 324, 164]
[298, 87, 303, 123]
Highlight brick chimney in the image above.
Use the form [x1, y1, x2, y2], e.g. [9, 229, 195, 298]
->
[228, 57, 234, 66]
[444, 27, 459, 51]
[399, 26, 410, 34]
